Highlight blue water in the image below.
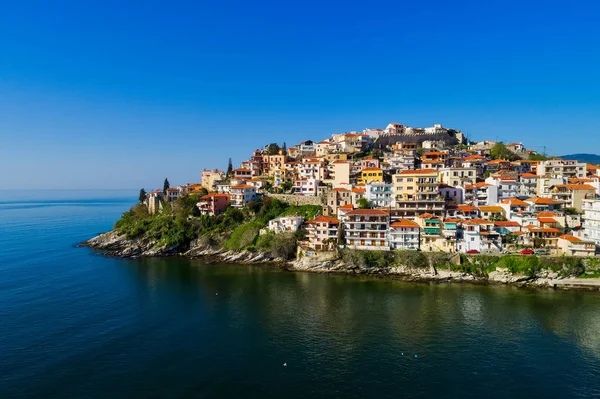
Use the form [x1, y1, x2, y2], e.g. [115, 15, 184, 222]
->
[1, 191, 600, 398]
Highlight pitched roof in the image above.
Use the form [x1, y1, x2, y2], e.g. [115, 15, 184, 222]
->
[538, 217, 558, 223]
[231, 184, 256, 190]
[501, 198, 529, 207]
[390, 219, 419, 228]
[558, 234, 581, 242]
[537, 211, 559, 217]
[346, 209, 389, 216]
[478, 206, 503, 212]
[494, 221, 521, 227]
[397, 169, 438, 175]
[526, 197, 562, 205]
[362, 167, 382, 172]
[306, 215, 339, 225]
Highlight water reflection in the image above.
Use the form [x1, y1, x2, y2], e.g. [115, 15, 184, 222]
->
[124, 257, 600, 363]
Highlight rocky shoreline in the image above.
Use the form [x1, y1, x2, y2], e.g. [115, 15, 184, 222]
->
[83, 231, 600, 291]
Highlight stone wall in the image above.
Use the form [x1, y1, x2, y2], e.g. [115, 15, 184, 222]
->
[265, 193, 323, 206]
[374, 132, 461, 149]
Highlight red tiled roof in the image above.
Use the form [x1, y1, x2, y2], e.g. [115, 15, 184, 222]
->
[346, 209, 389, 216]
[306, 216, 339, 225]
[390, 219, 419, 228]
[398, 169, 438, 175]
[558, 234, 581, 242]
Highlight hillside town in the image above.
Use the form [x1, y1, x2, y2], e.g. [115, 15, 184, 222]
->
[145, 122, 600, 258]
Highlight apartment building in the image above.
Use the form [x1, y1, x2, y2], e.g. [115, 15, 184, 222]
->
[343, 209, 390, 250]
[393, 169, 445, 218]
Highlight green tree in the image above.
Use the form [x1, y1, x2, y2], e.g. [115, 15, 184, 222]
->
[266, 143, 281, 155]
[281, 181, 293, 193]
[490, 142, 513, 160]
[358, 198, 372, 209]
[163, 178, 170, 195]
[282, 142, 287, 155]
[226, 158, 233, 178]
[528, 153, 548, 161]
[138, 188, 147, 203]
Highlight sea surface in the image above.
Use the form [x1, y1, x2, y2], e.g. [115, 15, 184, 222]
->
[1, 190, 600, 398]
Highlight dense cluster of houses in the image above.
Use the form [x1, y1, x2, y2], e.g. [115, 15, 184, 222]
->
[147, 122, 600, 257]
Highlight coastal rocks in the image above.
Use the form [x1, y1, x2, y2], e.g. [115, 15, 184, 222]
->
[84, 230, 180, 258]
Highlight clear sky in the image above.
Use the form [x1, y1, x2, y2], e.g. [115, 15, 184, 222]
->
[1, 0, 599, 190]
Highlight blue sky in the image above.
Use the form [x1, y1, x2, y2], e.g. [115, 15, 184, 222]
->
[1, 0, 599, 189]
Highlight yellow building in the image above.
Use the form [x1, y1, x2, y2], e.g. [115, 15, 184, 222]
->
[360, 167, 384, 184]
[392, 169, 444, 217]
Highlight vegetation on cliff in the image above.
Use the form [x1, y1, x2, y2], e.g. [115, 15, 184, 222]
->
[113, 196, 321, 259]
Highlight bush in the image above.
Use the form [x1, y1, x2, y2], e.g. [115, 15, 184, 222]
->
[395, 250, 430, 269]
[224, 221, 263, 251]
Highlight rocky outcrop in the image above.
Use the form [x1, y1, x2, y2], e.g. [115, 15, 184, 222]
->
[83, 230, 182, 257]
[83, 231, 600, 290]
[84, 230, 283, 264]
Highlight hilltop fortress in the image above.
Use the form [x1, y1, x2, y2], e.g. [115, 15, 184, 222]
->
[372, 123, 467, 149]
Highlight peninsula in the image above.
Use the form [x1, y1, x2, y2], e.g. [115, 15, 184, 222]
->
[85, 122, 600, 289]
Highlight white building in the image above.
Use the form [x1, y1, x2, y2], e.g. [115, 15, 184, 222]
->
[583, 199, 600, 247]
[230, 184, 257, 208]
[365, 183, 394, 208]
[268, 216, 304, 233]
[440, 167, 477, 187]
[537, 159, 586, 179]
[294, 178, 319, 196]
[343, 209, 390, 250]
[389, 219, 420, 250]
[485, 175, 517, 201]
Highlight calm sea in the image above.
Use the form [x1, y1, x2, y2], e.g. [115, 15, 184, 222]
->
[0, 190, 599, 398]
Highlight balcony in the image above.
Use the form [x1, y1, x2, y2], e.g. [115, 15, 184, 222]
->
[423, 228, 441, 235]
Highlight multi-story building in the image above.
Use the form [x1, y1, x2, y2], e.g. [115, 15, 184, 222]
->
[485, 175, 517, 201]
[303, 216, 339, 251]
[393, 169, 445, 218]
[517, 173, 538, 198]
[165, 187, 181, 202]
[537, 159, 586, 179]
[557, 235, 596, 257]
[196, 193, 231, 216]
[360, 167, 384, 184]
[583, 199, 600, 247]
[325, 188, 352, 215]
[230, 184, 257, 208]
[233, 168, 253, 180]
[439, 167, 476, 187]
[457, 219, 502, 253]
[389, 219, 420, 250]
[267, 216, 304, 233]
[469, 182, 499, 206]
[537, 176, 566, 198]
[365, 183, 394, 208]
[333, 161, 351, 187]
[293, 178, 319, 196]
[549, 184, 597, 211]
[201, 169, 225, 191]
[343, 209, 390, 250]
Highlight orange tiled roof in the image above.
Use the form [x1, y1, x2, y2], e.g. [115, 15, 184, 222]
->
[391, 219, 419, 228]
[558, 234, 581, 242]
[526, 197, 562, 205]
[346, 209, 389, 216]
[501, 198, 529, 207]
[398, 169, 438, 175]
[494, 221, 521, 227]
[306, 216, 339, 225]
